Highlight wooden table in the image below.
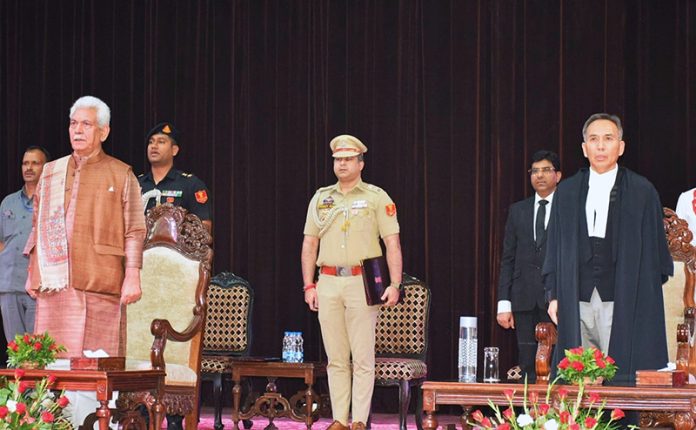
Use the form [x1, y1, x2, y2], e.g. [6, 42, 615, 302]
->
[422, 381, 696, 430]
[0, 367, 165, 430]
[230, 360, 329, 430]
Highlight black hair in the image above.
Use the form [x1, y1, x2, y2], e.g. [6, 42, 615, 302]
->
[531, 150, 560, 171]
[24, 146, 51, 162]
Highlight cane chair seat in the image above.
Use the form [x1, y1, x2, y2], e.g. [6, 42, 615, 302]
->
[372, 274, 431, 430]
[200, 356, 231, 373]
[374, 358, 428, 381]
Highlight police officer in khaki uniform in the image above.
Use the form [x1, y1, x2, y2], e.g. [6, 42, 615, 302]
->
[301, 135, 403, 430]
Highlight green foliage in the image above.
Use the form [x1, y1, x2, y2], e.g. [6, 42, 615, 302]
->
[6, 333, 65, 369]
[0, 370, 71, 429]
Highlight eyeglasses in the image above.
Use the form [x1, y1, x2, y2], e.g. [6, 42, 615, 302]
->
[528, 167, 556, 175]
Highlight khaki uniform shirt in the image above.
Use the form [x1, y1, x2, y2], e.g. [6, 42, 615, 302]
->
[303, 180, 399, 267]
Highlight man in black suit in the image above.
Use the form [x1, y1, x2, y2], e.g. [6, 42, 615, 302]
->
[497, 150, 562, 381]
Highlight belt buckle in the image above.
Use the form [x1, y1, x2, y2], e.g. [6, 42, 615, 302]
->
[337, 266, 349, 277]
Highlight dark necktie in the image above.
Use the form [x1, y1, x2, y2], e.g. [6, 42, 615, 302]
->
[536, 199, 548, 247]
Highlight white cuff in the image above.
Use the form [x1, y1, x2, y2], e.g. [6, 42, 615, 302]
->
[497, 300, 512, 314]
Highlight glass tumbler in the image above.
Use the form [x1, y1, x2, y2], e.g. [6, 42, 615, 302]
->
[483, 346, 500, 383]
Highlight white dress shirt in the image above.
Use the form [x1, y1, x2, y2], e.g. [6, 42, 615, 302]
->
[585, 165, 619, 238]
[676, 187, 696, 246]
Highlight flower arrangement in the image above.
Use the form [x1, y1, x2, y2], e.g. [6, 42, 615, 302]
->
[0, 369, 71, 429]
[557, 347, 617, 385]
[470, 383, 629, 430]
[470, 346, 629, 430]
[6, 333, 65, 369]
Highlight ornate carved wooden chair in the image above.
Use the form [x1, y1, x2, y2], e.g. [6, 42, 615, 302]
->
[119, 204, 213, 429]
[662, 207, 696, 374]
[200, 272, 254, 430]
[534, 207, 696, 382]
[371, 274, 431, 430]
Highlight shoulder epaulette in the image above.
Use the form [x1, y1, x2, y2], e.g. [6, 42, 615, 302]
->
[181, 172, 193, 178]
[316, 185, 334, 193]
[363, 183, 382, 194]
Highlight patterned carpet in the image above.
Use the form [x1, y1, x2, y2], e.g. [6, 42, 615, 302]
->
[197, 409, 461, 429]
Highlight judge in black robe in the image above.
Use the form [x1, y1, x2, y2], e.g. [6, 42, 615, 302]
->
[543, 166, 673, 383]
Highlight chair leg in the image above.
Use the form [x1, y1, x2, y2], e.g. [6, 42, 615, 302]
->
[213, 373, 224, 430]
[398, 380, 411, 430]
[415, 382, 424, 430]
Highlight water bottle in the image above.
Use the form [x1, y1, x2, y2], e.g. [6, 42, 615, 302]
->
[296, 331, 304, 363]
[282, 331, 292, 362]
[458, 316, 477, 382]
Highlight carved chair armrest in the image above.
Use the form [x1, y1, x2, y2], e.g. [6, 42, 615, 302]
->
[535, 322, 557, 384]
[149, 315, 206, 370]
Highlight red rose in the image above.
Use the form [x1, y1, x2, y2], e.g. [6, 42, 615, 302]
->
[23, 334, 30, 344]
[502, 408, 514, 419]
[481, 417, 492, 428]
[560, 410, 571, 424]
[588, 392, 601, 403]
[539, 403, 550, 415]
[497, 424, 510, 430]
[18, 381, 29, 393]
[472, 410, 484, 423]
[14, 368, 25, 379]
[606, 355, 615, 364]
[570, 361, 584, 371]
[584, 416, 597, 428]
[8, 341, 18, 352]
[593, 348, 603, 360]
[570, 347, 584, 355]
[47, 374, 57, 385]
[557, 388, 568, 400]
[41, 411, 54, 423]
[569, 424, 579, 430]
[558, 357, 570, 369]
[57, 396, 70, 408]
[503, 389, 515, 401]
[0, 406, 7, 418]
[34, 342, 42, 351]
[16, 402, 26, 414]
[611, 409, 625, 420]
[596, 358, 606, 368]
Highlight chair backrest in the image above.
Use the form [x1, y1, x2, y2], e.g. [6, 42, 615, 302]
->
[126, 204, 213, 371]
[662, 207, 696, 362]
[203, 272, 254, 355]
[375, 274, 431, 360]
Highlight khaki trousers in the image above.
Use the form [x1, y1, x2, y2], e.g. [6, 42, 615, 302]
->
[317, 273, 380, 425]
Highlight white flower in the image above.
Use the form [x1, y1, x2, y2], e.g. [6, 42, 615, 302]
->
[544, 419, 559, 430]
[517, 414, 534, 427]
[6, 399, 17, 412]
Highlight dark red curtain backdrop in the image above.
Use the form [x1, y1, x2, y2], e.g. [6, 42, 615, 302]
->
[2, 0, 695, 394]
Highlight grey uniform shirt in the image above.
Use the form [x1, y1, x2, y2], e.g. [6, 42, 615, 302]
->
[0, 189, 33, 293]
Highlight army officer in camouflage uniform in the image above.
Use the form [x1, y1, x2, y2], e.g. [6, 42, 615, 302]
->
[301, 135, 403, 430]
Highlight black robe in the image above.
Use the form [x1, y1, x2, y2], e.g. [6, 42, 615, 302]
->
[543, 167, 673, 383]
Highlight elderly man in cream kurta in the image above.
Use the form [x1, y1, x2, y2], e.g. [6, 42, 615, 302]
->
[301, 135, 403, 430]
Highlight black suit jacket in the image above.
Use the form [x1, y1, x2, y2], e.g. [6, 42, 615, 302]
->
[498, 196, 547, 312]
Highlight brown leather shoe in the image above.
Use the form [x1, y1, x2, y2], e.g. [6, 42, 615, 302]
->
[351, 422, 366, 430]
[326, 421, 350, 430]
